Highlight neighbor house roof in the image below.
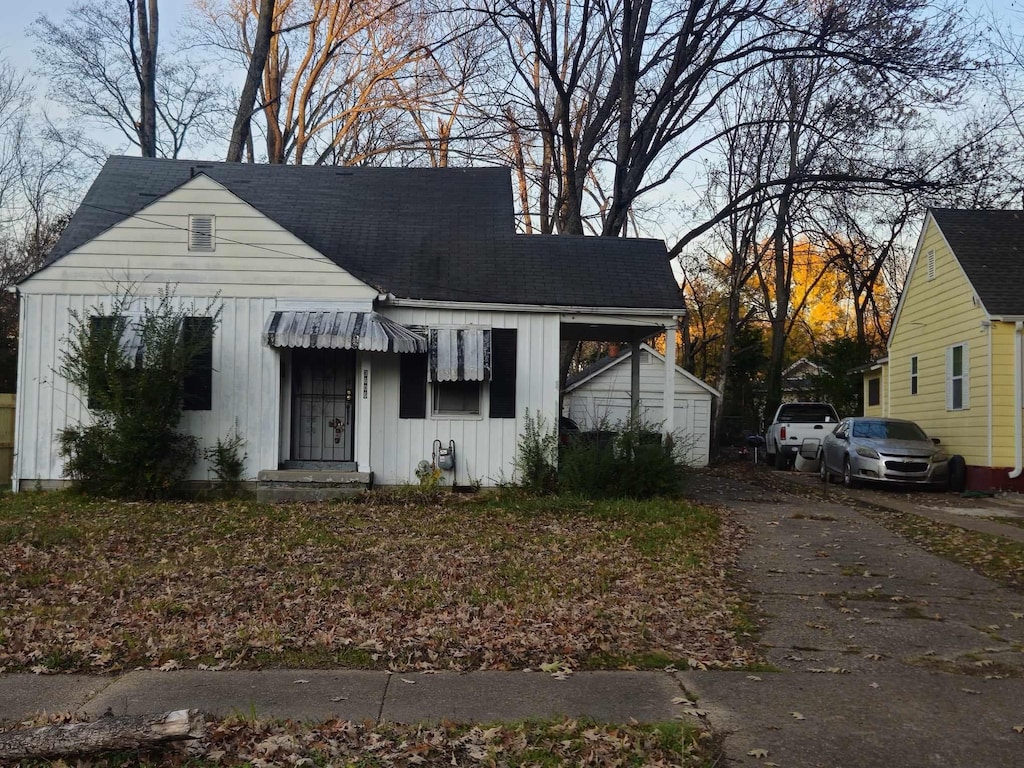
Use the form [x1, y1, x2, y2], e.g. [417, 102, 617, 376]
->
[930, 208, 1024, 316]
[43, 156, 685, 312]
[565, 343, 720, 398]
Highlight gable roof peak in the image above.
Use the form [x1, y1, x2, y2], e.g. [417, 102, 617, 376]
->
[927, 207, 1024, 316]
[39, 156, 684, 311]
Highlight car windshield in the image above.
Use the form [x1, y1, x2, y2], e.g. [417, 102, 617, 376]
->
[777, 405, 837, 423]
[852, 420, 928, 441]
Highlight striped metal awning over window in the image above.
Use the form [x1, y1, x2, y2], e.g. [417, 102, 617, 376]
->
[264, 311, 427, 353]
[429, 328, 491, 382]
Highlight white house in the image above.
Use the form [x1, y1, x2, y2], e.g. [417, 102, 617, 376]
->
[14, 157, 687, 498]
[563, 344, 720, 466]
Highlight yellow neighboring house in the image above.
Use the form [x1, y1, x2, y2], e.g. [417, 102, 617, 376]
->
[870, 208, 1024, 491]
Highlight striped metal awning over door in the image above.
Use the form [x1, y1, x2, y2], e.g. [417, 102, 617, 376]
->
[264, 311, 427, 353]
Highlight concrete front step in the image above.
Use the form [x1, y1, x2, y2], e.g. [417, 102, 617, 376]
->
[256, 469, 372, 503]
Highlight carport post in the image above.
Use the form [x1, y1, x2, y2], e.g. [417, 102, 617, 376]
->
[631, 337, 641, 421]
[663, 321, 675, 436]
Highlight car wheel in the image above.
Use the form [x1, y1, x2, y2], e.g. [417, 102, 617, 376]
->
[843, 456, 858, 488]
[819, 453, 829, 482]
[948, 455, 966, 493]
[774, 447, 789, 470]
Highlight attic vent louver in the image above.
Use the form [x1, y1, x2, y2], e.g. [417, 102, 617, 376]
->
[189, 215, 215, 251]
[926, 249, 935, 281]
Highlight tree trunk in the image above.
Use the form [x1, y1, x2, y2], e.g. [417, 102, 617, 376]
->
[227, 0, 276, 163]
[0, 709, 205, 761]
[765, 193, 792, 421]
[135, 0, 159, 157]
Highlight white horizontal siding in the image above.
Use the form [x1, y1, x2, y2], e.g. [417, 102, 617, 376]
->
[14, 293, 281, 488]
[370, 308, 561, 486]
[565, 351, 714, 466]
[20, 175, 378, 301]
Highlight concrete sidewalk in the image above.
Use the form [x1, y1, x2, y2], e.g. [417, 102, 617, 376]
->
[0, 669, 686, 725]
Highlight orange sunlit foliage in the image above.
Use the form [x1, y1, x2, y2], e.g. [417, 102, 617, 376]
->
[761, 238, 889, 357]
[650, 328, 685, 360]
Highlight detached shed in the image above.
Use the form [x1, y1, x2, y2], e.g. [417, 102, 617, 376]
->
[563, 344, 720, 466]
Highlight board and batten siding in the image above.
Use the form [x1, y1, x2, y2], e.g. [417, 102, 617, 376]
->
[14, 173, 381, 489]
[564, 348, 715, 466]
[370, 308, 561, 487]
[887, 216, 990, 465]
[18, 174, 379, 301]
[13, 293, 283, 488]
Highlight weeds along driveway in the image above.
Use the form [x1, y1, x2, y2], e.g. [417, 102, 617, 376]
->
[0, 490, 755, 675]
[685, 466, 1024, 767]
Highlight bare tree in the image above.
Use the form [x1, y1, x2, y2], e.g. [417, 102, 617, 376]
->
[196, 0, 448, 165]
[31, 1, 221, 158]
[0, 58, 30, 224]
[482, 0, 971, 242]
[0, 61, 81, 390]
[133, 0, 160, 157]
[227, 0, 276, 162]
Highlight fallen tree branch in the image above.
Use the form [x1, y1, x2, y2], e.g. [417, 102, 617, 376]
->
[0, 709, 205, 760]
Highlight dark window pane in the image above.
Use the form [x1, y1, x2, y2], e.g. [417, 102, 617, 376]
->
[433, 380, 480, 414]
[182, 317, 214, 411]
[868, 378, 880, 406]
[87, 316, 120, 410]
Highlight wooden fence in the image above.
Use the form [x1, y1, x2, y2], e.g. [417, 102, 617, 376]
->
[0, 394, 13, 489]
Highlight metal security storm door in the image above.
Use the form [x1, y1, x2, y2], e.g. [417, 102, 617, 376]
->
[291, 348, 355, 463]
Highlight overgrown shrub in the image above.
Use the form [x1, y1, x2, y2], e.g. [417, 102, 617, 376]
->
[559, 416, 689, 499]
[513, 410, 559, 494]
[205, 426, 248, 498]
[57, 287, 221, 499]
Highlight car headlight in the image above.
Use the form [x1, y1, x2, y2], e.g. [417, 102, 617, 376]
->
[932, 452, 948, 462]
[856, 446, 880, 459]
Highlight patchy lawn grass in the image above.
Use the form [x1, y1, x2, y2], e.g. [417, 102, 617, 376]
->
[988, 515, 1024, 531]
[0, 490, 754, 674]
[858, 507, 1024, 590]
[2, 714, 721, 767]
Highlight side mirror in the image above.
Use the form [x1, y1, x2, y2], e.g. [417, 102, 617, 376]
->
[746, 435, 765, 448]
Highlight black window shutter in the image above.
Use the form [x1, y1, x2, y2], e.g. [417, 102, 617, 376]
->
[400, 353, 428, 418]
[182, 317, 214, 411]
[489, 329, 517, 418]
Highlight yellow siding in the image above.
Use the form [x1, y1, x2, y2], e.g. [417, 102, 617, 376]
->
[887, 217, 991, 464]
[862, 363, 887, 417]
[989, 321, 1018, 466]
[20, 175, 379, 301]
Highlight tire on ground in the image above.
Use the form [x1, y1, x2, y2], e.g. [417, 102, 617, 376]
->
[947, 454, 966, 493]
[774, 447, 789, 470]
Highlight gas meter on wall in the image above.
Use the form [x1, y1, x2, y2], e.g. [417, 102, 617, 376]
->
[434, 439, 455, 471]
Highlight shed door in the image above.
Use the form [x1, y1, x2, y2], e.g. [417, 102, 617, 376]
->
[291, 349, 355, 462]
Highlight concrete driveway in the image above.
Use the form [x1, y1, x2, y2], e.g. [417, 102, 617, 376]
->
[685, 467, 1024, 767]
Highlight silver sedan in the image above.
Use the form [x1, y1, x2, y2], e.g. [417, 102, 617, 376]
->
[819, 417, 949, 488]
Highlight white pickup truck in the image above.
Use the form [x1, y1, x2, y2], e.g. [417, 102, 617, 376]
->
[765, 402, 840, 470]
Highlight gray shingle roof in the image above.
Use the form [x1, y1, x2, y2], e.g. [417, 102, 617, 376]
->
[930, 208, 1024, 316]
[43, 156, 684, 311]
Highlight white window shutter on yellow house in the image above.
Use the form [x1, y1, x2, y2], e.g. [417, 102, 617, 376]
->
[946, 343, 969, 410]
